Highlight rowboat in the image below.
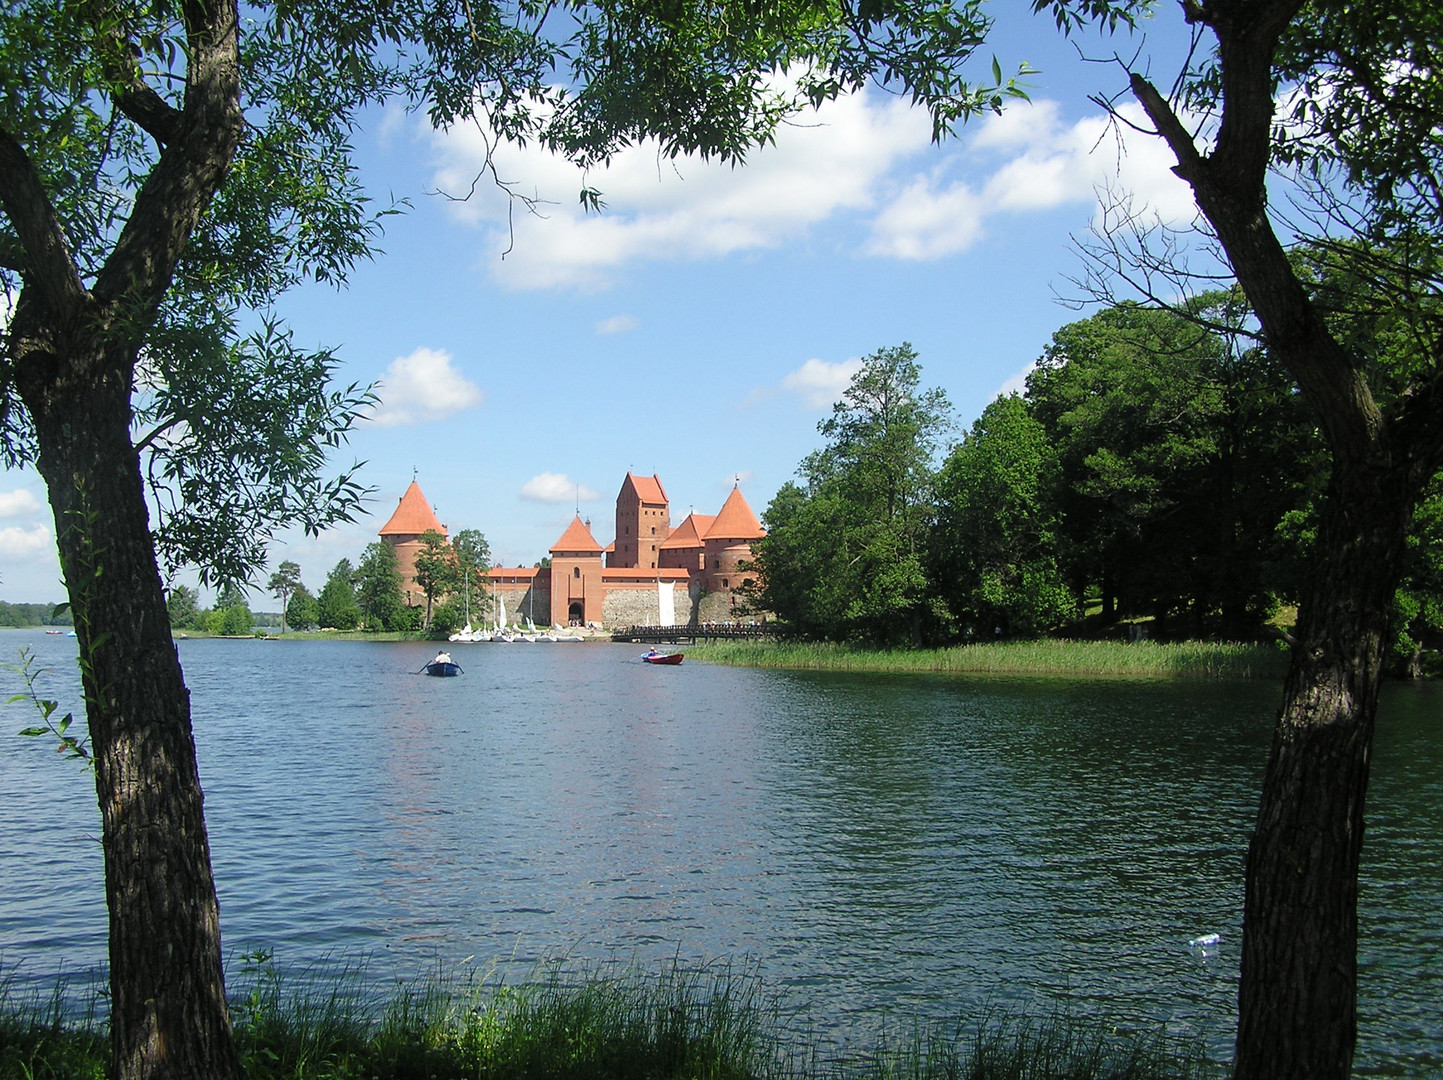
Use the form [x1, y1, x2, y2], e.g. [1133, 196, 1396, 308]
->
[642, 651, 683, 665]
[425, 651, 462, 676]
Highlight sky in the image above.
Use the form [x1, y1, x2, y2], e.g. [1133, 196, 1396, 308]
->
[0, 8, 1206, 605]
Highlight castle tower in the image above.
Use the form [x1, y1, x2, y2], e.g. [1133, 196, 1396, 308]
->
[550, 515, 605, 627]
[378, 479, 448, 607]
[612, 472, 670, 570]
[702, 485, 765, 593]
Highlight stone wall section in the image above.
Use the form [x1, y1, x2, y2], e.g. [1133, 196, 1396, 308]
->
[493, 583, 551, 626]
[695, 590, 741, 625]
[601, 583, 694, 627]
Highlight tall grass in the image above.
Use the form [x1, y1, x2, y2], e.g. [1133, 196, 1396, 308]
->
[0, 957, 1217, 1080]
[0, 971, 106, 1080]
[687, 639, 1288, 680]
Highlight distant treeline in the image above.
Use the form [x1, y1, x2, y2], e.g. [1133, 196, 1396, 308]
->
[0, 601, 73, 627]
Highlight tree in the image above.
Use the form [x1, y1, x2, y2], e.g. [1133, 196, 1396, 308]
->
[755, 344, 951, 644]
[451, 529, 492, 629]
[213, 582, 252, 636]
[411, 530, 456, 631]
[355, 542, 405, 631]
[1024, 299, 1321, 636]
[429, 598, 462, 636]
[165, 585, 199, 629]
[1042, 2, 1443, 1074]
[932, 394, 1075, 638]
[285, 583, 318, 632]
[316, 559, 359, 631]
[267, 561, 303, 633]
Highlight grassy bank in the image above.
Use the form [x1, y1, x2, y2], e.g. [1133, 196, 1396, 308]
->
[687, 638, 1289, 680]
[1, 959, 1216, 1080]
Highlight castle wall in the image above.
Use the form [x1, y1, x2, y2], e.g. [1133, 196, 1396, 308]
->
[601, 582, 692, 627]
[493, 582, 550, 627]
[695, 589, 743, 625]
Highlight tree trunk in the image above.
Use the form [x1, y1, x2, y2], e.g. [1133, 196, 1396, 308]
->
[23, 351, 242, 1080]
[1233, 462, 1410, 1080]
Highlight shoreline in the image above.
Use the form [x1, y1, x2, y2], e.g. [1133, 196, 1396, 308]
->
[684, 637, 1292, 680]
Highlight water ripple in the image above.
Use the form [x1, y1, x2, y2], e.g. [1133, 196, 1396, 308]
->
[1, 631, 1438, 1075]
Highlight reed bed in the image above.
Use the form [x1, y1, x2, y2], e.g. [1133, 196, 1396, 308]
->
[687, 639, 1288, 680]
[0, 957, 1216, 1080]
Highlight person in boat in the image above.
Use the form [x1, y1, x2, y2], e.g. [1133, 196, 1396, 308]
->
[433, 650, 453, 665]
[643, 648, 659, 659]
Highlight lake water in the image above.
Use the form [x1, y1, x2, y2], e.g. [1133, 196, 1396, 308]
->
[1, 629, 1439, 1074]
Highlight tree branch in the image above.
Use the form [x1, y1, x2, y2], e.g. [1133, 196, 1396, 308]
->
[1128, 72, 1204, 184]
[111, 80, 183, 148]
[1205, 0, 1303, 185]
[0, 123, 90, 320]
[92, 0, 243, 325]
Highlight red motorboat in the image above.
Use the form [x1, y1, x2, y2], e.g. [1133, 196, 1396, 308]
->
[641, 651, 684, 665]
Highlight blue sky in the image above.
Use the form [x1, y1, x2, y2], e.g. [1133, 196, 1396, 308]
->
[1, 9, 1204, 605]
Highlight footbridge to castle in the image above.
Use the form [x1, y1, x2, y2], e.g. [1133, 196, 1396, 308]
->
[613, 624, 779, 644]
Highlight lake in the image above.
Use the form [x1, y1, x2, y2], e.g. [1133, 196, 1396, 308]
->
[1, 629, 1439, 1074]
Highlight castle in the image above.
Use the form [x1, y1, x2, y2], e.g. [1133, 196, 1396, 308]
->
[377, 473, 765, 627]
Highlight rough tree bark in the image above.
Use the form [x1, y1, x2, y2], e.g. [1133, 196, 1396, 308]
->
[17, 347, 243, 1080]
[1128, 2, 1443, 1076]
[1, 0, 246, 1077]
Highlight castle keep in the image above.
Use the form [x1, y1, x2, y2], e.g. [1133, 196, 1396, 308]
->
[380, 472, 765, 628]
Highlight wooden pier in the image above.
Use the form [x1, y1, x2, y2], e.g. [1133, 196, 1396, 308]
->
[613, 624, 777, 644]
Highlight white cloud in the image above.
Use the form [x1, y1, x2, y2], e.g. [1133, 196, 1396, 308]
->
[0, 523, 52, 558]
[867, 98, 1197, 261]
[595, 314, 639, 335]
[996, 360, 1039, 399]
[0, 489, 42, 519]
[781, 357, 863, 410]
[866, 177, 986, 259]
[427, 86, 932, 289]
[368, 347, 484, 427]
[521, 473, 599, 504]
[423, 86, 1197, 283]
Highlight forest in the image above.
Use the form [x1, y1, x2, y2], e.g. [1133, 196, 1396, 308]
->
[748, 295, 1443, 677]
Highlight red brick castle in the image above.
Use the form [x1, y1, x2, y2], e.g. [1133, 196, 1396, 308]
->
[380, 473, 764, 628]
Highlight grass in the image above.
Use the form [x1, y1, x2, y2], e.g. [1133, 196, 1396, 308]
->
[0, 973, 105, 1080]
[686, 639, 1290, 680]
[0, 956, 1218, 1080]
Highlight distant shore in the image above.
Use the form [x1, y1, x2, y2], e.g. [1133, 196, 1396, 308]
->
[157, 629, 1293, 678]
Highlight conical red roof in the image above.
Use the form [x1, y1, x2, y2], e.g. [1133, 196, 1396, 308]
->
[550, 515, 603, 553]
[379, 480, 447, 537]
[659, 512, 715, 549]
[705, 487, 764, 540]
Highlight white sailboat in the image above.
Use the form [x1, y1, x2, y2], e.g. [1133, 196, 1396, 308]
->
[491, 591, 513, 641]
